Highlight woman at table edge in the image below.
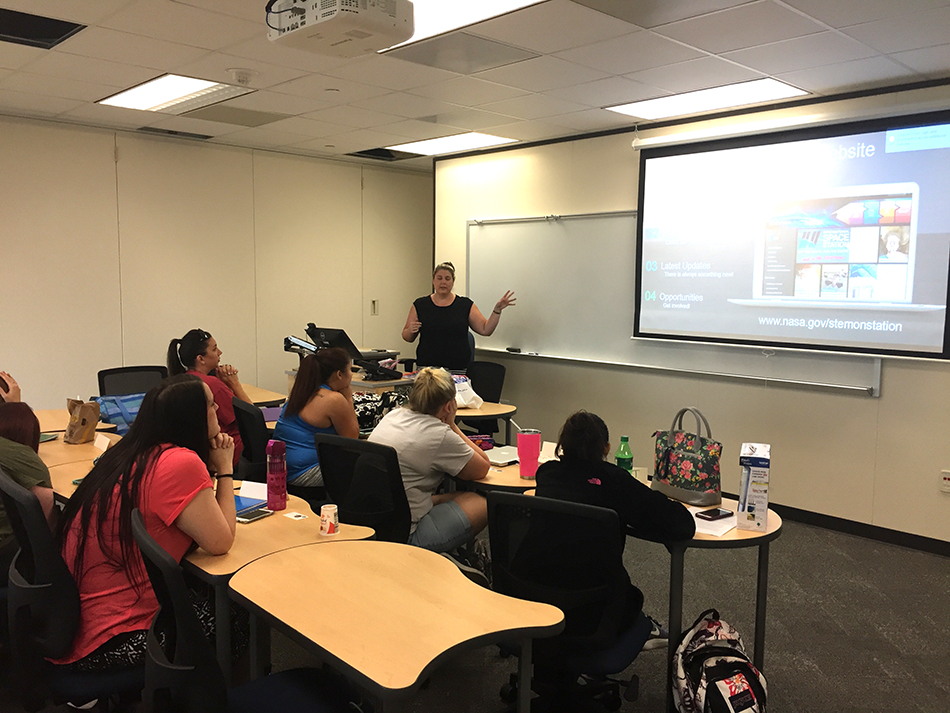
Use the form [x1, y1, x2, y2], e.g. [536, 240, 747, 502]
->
[273, 348, 359, 487]
[402, 261, 516, 371]
[369, 367, 490, 553]
[167, 328, 248, 465]
[0, 401, 55, 585]
[51, 374, 237, 669]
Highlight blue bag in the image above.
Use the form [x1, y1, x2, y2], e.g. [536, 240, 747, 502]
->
[94, 393, 145, 435]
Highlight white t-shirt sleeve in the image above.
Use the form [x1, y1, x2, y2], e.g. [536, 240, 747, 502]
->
[433, 428, 475, 477]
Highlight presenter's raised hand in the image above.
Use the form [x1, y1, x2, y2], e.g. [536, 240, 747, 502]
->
[0, 371, 20, 402]
[494, 291, 516, 313]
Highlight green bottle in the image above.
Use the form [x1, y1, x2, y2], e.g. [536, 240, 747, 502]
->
[615, 435, 633, 475]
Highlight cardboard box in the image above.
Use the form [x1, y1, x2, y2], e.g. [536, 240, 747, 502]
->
[737, 443, 770, 531]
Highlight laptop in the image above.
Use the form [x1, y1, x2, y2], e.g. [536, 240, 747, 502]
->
[488, 445, 519, 466]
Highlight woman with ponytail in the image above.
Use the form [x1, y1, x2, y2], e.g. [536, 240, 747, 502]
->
[167, 329, 249, 466]
[273, 348, 359, 486]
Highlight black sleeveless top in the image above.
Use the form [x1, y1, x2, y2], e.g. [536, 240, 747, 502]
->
[413, 295, 474, 370]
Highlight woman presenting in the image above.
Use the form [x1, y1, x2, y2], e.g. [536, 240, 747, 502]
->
[402, 261, 515, 371]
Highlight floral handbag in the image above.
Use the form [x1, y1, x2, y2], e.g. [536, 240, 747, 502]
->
[652, 407, 722, 506]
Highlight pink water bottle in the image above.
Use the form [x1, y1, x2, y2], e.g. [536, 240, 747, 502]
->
[266, 439, 287, 511]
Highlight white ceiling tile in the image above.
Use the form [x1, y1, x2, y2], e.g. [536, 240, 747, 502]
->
[0, 71, 123, 102]
[417, 108, 517, 131]
[657, 1, 826, 54]
[777, 56, 922, 94]
[350, 92, 464, 119]
[60, 101, 162, 128]
[173, 0, 262, 23]
[544, 76, 663, 108]
[405, 76, 529, 106]
[553, 31, 704, 74]
[321, 127, 419, 150]
[260, 116, 349, 138]
[624, 56, 762, 93]
[269, 74, 390, 105]
[0, 88, 83, 116]
[0, 41, 46, 71]
[371, 118, 465, 140]
[467, 0, 637, 54]
[843, 6, 950, 55]
[147, 113, 247, 136]
[571, 0, 759, 28]
[483, 119, 574, 142]
[544, 108, 636, 132]
[174, 52, 308, 89]
[53, 27, 209, 71]
[782, 0, 950, 29]
[24, 51, 157, 89]
[101, 0, 261, 50]
[303, 104, 402, 129]
[481, 93, 589, 120]
[289, 136, 369, 155]
[890, 43, 950, 77]
[222, 35, 352, 74]
[724, 31, 878, 75]
[323, 55, 460, 91]
[0, 0, 135, 25]
[216, 90, 330, 116]
[209, 126, 313, 148]
[474, 55, 609, 92]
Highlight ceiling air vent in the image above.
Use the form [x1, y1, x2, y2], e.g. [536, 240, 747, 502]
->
[0, 8, 85, 50]
[346, 148, 424, 161]
[136, 127, 212, 141]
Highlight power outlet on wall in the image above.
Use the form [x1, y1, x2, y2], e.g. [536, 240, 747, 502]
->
[941, 470, 950, 493]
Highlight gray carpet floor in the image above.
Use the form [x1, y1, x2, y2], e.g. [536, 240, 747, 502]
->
[3, 518, 949, 712]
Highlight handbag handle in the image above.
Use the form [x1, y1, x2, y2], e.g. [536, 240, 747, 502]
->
[668, 407, 713, 453]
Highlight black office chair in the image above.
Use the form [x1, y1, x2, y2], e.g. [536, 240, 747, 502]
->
[461, 360, 507, 440]
[314, 434, 411, 544]
[130, 510, 354, 713]
[0, 468, 143, 711]
[98, 366, 168, 397]
[232, 398, 326, 509]
[488, 492, 651, 711]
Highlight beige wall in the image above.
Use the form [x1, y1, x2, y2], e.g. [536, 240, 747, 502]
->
[1, 116, 432, 407]
[436, 89, 950, 542]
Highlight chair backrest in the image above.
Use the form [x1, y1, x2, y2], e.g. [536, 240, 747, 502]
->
[232, 398, 269, 466]
[131, 510, 228, 713]
[314, 434, 411, 543]
[0, 467, 81, 673]
[98, 366, 168, 397]
[465, 361, 506, 403]
[487, 492, 628, 650]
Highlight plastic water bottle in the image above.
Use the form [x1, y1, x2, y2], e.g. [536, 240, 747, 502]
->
[266, 439, 287, 511]
[615, 435, 633, 475]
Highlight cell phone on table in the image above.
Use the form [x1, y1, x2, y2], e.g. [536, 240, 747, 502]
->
[237, 508, 274, 524]
[696, 507, 732, 521]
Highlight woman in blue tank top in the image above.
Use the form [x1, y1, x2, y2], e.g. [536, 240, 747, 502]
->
[273, 348, 359, 486]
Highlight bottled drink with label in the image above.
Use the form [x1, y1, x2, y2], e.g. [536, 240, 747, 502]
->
[266, 439, 287, 511]
[615, 435, 633, 475]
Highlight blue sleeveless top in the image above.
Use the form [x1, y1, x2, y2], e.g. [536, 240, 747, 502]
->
[273, 385, 337, 482]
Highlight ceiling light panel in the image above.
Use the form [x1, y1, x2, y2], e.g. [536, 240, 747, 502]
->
[606, 78, 807, 120]
[387, 131, 517, 155]
[387, 0, 547, 48]
[99, 74, 253, 114]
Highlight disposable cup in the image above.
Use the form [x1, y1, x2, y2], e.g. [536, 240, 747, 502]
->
[517, 429, 541, 479]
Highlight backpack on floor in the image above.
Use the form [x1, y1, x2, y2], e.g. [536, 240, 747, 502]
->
[672, 608, 767, 713]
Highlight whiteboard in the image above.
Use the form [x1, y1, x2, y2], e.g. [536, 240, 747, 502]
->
[466, 212, 881, 395]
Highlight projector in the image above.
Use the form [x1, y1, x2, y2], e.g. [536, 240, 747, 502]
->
[267, 0, 414, 58]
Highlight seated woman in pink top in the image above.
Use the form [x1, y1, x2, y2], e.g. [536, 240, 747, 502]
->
[167, 329, 250, 466]
[52, 375, 238, 670]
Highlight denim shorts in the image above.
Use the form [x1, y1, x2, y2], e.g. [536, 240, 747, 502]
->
[408, 500, 472, 553]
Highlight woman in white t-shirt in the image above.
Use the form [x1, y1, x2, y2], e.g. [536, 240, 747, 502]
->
[369, 367, 489, 552]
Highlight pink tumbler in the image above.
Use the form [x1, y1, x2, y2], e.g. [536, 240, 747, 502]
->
[517, 429, 541, 479]
[266, 439, 287, 511]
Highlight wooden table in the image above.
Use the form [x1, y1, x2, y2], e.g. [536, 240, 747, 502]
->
[457, 441, 557, 492]
[663, 498, 783, 711]
[38, 432, 121, 468]
[48, 460, 97, 498]
[240, 383, 286, 406]
[35, 409, 116, 433]
[184, 493, 374, 683]
[457, 401, 517, 444]
[228, 540, 564, 713]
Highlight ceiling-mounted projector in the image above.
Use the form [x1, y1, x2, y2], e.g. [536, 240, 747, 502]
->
[266, 0, 414, 58]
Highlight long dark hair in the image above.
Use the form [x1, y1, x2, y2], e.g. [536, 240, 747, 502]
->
[0, 402, 41, 452]
[556, 410, 609, 462]
[57, 375, 212, 588]
[285, 348, 350, 418]
[166, 329, 212, 376]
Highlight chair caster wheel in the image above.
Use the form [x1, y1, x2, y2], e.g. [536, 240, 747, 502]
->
[500, 673, 518, 704]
